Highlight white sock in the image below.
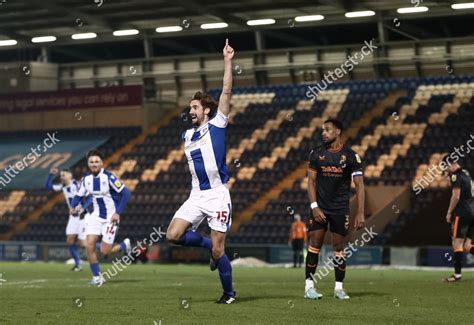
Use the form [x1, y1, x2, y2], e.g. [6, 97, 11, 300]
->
[305, 279, 314, 291]
[454, 273, 462, 279]
[335, 281, 343, 291]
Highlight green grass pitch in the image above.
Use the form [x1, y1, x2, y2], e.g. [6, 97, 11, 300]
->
[0, 262, 472, 324]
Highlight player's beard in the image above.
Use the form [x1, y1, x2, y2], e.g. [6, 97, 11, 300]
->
[323, 136, 336, 146]
[90, 166, 101, 176]
[191, 114, 200, 127]
[192, 115, 206, 127]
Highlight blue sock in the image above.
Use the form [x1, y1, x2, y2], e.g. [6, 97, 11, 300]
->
[216, 254, 234, 296]
[69, 244, 80, 267]
[90, 263, 100, 277]
[178, 231, 211, 250]
[95, 242, 101, 251]
[119, 241, 126, 252]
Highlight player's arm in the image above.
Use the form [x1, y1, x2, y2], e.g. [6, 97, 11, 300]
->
[45, 168, 62, 192]
[70, 181, 86, 213]
[115, 187, 131, 215]
[303, 223, 308, 244]
[308, 150, 326, 223]
[108, 175, 131, 224]
[218, 38, 234, 117]
[81, 194, 93, 211]
[308, 168, 326, 223]
[353, 175, 365, 230]
[446, 187, 460, 223]
[349, 150, 365, 229]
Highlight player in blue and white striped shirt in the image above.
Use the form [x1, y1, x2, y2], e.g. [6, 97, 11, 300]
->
[46, 168, 92, 271]
[71, 150, 131, 286]
[166, 39, 236, 304]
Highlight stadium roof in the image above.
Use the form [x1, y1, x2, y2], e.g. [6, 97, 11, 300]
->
[0, 0, 473, 62]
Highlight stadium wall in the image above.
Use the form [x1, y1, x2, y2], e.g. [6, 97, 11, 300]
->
[0, 85, 177, 131]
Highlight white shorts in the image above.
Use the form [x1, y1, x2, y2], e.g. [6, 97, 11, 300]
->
[172, 184, 232, 233]
[85, 215, 118, 244]
[77, 213, 90, 241]
[65, 215, 82, 236]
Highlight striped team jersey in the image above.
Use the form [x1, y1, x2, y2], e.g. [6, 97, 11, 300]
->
[182, 110, 229, 191]
[50, 180, 80, 210]
[76, 168, 125, 220]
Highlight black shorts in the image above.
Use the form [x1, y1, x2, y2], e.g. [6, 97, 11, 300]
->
[308, 214, 350, 237]
[452, 210, 474, 239]
[291, 239, 304, 251]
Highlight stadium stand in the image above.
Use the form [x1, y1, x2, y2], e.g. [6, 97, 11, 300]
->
[3, 76, 473, 247]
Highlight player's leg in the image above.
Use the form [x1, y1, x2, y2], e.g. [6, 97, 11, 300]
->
[66, 216, 82, 271]
[291, 240, 298, 268]
[297, 239, 304, 268]
[328, 214, 350, 299]
[211, 229, 235, 304]
[444, 214, 468, 282]
[85, 216, 106, 285]
[206, 186, 235, 303]
[66, 234, 81, 271]
[86, 234, 102, 285]
[446, 238, 465, 282]
[77, 214, 89, 248]
[464, 217, 474, 254]
[464, 237, 473, 254]
[331, 232, 349, 299]
[166, 199, 211, 250]
[304, 225, 326, 299]
[100, 223, 130, 255]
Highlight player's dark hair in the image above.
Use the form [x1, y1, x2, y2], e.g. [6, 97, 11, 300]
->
[87, 150, 104, 160]
[442, 154, 462, 168]
[192, 91, 218, 118]
[61, 168, 72, 174]
[324, 119, 344, 134]
[441, 154, 450, 166]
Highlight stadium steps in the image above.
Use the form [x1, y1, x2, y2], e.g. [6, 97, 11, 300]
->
[347, 185, 410, 243]
[231, 162, 307, 233]
[110, 107, 181, 166]
[0, 107, 182, 241]
[0, 191, 26, 218]
[232, 90, 347, 182]
[344, 90, 407, 141]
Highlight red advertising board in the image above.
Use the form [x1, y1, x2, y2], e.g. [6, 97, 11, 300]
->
[0, 85, 142, 114]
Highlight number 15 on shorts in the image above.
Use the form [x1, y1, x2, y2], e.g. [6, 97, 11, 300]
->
[216, 211, 228, 223]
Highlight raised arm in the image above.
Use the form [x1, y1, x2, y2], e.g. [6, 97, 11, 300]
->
[45, 168, 62, 192]
[218, 38, 234, 117]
